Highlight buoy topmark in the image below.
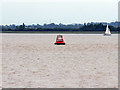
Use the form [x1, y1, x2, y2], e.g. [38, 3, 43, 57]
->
[54, 35, 65, 45]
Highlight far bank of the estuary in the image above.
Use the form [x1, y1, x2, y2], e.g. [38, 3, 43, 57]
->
[1, 31, 119, 34]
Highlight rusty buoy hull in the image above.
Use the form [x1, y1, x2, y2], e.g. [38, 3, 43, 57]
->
[54, 42, 65, 45]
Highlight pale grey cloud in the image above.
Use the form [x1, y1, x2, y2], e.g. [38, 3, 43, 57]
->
[1, 0, 119, 25]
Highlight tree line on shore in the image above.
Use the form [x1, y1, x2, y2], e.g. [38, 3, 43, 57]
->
[1, 23, 119, 32]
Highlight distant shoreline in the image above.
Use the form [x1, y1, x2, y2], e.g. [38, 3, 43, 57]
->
[1, 31, 119, 34]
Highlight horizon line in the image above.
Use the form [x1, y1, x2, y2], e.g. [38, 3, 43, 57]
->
[1, 21, 119, 25]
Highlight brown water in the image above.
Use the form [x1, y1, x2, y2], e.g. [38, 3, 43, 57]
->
[2, 34, 118, 88]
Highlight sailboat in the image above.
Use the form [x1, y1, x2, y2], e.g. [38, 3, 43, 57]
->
[104, 25, 111, 36]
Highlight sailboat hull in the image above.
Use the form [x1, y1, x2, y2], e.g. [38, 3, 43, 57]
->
[104, 33, 111, 36]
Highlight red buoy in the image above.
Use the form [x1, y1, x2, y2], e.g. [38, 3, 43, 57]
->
[54, 35, 65, 45]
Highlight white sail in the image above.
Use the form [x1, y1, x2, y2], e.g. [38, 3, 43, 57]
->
[105, 25, 111, 35]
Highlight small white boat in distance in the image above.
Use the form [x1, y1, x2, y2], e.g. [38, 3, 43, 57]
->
[104, 25, 111, 36]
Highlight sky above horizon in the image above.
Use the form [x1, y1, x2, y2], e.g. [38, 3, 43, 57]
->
[0, 0, 119, 25]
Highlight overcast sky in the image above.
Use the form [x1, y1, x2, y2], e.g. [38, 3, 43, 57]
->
[0, 0, 119, 25]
